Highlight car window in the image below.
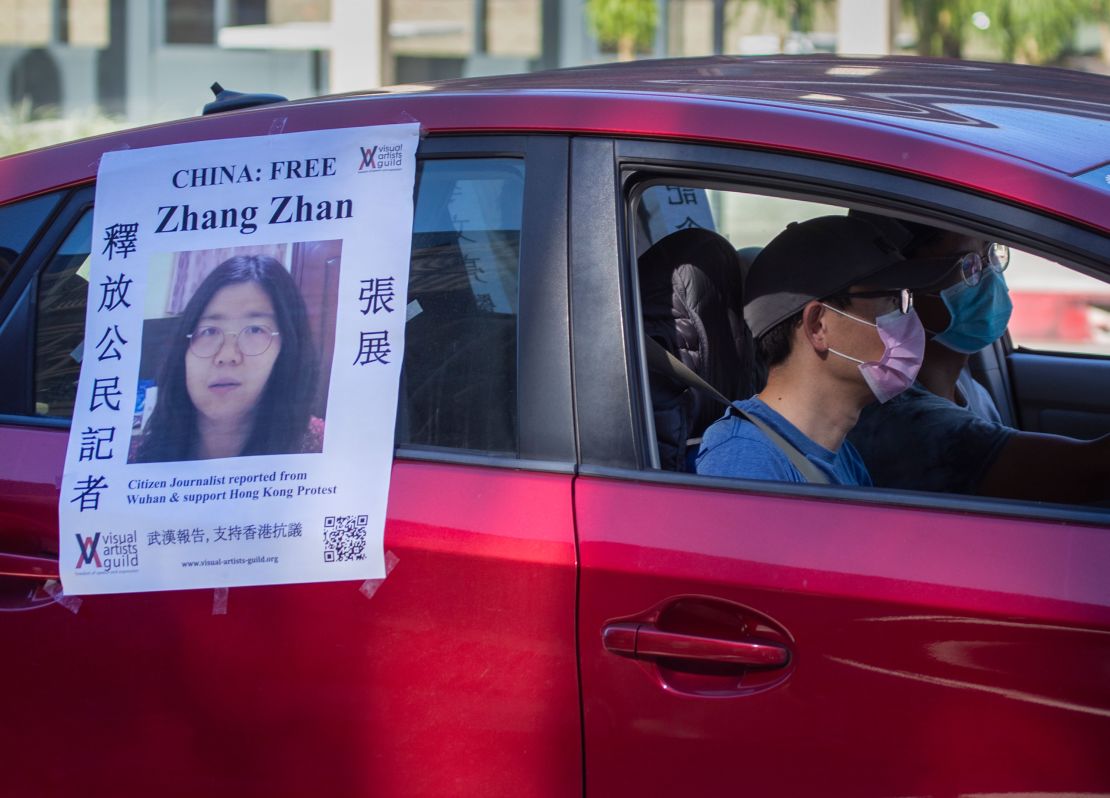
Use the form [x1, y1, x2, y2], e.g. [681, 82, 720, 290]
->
[1007, 250, 1110, 357]
[0, 190, 64, 290]
[34, 209, 94, 418]
[628, 173, 1110, 510]
[397, 157, 525, 455]
[640, 186, 1110, 360]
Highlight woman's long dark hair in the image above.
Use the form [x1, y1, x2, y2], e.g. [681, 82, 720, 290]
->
[135, 255, 318, 462]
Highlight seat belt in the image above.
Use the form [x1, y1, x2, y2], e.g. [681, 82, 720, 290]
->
[645, 337, 831, 485]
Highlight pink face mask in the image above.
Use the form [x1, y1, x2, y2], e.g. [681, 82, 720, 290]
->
[821, 304, 926, 403]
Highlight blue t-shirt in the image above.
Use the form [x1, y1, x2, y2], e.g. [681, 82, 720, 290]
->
[696, 397, 873, 486]
[848, 375, 1013, 494]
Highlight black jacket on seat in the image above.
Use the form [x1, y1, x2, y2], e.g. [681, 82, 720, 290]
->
[638, 228, 757, 470]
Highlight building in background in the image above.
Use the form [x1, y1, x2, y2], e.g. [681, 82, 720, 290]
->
[0, 0, 582, 123]
[1, 0, 326, 121]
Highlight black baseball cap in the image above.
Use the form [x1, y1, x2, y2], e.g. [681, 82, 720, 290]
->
[847, 209, 946, 255]
[744, 215, 955, 339]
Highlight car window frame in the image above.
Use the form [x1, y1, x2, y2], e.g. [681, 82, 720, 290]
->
[568, 134, 1110, 527]
[0, 186, 94, 428]
[0, 189, 67, 297]
[396, 134, 574, 470]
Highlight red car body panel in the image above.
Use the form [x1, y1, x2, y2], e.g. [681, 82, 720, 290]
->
[1, 431, 581, 797]
[577, 477, 1110, 795]
[0, 426, 62, 561]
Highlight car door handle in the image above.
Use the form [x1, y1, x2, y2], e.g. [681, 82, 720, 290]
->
[0, 552, 60, 580]
[602, 622, 789, 668]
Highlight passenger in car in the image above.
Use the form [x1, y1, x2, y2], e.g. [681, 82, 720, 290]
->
[696, 215, 950, 484]
[848, 215, 1110, 504]
[132, 255, 323, 463]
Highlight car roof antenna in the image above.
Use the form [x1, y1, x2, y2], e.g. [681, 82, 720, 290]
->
[203, 82, 288, 116]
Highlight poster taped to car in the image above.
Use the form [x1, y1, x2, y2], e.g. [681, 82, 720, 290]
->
[58, 123, 420, 595]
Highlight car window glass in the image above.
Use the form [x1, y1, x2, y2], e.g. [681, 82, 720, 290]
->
[637, 184, 842, 254]
[398, 157, 524, 455]
[0, 191, 64, 289]
[35, 209, 93, 418]
[1007, 250, 1110, 357]
[633, 178, 1110, 508]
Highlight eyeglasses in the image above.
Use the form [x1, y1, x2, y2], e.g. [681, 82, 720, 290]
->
[843, 287, 914, 315]
[186, 324, 280, 358]
[948, 243, 1010, 287]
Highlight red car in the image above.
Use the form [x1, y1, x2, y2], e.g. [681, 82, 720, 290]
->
[1, 56, 1108, 797]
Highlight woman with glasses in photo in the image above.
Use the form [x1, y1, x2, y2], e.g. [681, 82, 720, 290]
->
[133, 254, 322, 462]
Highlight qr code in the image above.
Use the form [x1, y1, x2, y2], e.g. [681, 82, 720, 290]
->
[323, 515, 368, 562]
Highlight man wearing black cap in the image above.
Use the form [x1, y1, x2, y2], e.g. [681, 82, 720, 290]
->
[695, 215, 953, 484]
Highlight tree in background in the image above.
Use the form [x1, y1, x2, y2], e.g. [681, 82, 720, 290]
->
[906, 0, 1106, 63]
[758, 0, 832, 32]
[979, 0, 1102, 63]
[586, 0, 659, 60]
[904, 0, 975, 57]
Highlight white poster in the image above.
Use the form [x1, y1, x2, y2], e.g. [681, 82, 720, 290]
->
[58, 123, 420, 595]
[640, 184, 716, 245]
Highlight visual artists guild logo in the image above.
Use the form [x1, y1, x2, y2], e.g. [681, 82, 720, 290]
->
[75, 533, 102, 569]
[358, 143, 403, 173]
[73, 531, 139, 574]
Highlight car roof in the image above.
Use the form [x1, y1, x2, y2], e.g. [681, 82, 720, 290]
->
[408, 55, 1110, 174]
[2, 55, 1108, 231]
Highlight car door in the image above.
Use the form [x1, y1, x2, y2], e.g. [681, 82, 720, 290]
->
[570, 137, 1110, 796]
[0, 134, 582, 797]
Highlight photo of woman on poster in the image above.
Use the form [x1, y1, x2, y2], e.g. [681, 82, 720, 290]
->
[132, 254, 325, 462]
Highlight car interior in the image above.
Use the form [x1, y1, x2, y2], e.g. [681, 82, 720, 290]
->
[630, 182, 1110, 500]
[396, 158, 523, 455]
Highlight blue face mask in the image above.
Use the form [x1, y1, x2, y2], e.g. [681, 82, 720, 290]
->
[932, 267, 1013, 354]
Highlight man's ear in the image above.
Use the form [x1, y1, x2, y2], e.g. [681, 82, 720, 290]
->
[800, 300, 830, 353]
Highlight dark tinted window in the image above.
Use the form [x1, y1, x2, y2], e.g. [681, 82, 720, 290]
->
[165, 0, 215, 43]
[0, 191, 63, 289]
[230, 0, 267, 25]
[399, 158, 524, 454]
[35, 209, 93, 418]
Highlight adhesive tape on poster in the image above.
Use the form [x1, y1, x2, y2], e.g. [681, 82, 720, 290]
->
[359, 550, 400, 600]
